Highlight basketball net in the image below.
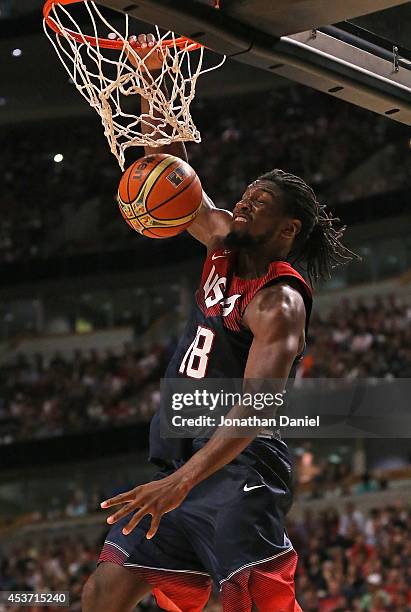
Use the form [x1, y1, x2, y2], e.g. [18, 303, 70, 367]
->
[43, 0, 226, 169]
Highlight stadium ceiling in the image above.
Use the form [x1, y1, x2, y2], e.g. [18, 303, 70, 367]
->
[98, 0, 411, 125]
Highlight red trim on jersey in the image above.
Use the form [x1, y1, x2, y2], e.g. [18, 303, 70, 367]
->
[196, 248, 313, 332]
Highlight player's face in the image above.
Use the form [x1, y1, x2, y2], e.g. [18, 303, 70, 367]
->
[230, 180, 290, 244]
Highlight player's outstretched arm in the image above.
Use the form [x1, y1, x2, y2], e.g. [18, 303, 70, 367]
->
[129, 34, 188, 162]
[131, 33, 232, 249]
[100, 283, 306, 538]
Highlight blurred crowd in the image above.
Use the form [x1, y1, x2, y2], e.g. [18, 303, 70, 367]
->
[0, 341, 174, 444]
[0, 439, 395, 529]
[0, 294, 410, 445]
[293, 441, 389, 500]
[0, 86, 409, 264]
[13, 463, 392, 529]
[303, 294, 411, 378]
[0, 501, 409, 611]
[291, 500, 411, 611]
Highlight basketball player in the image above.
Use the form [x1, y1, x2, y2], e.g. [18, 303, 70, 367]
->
[82, 34, 356, 612]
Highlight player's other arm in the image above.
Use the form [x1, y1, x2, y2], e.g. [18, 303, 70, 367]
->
[175, 283, 306, 488]
[135, 34, 232, 249]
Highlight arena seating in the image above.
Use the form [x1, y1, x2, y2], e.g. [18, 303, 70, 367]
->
[0, 294, 409, 445]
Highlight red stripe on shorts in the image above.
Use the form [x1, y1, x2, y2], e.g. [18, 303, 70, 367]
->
[98, 542, 211, 612]
[221, 548, 303, 612]
[98, 542, 129, 565]
[126, 566, 212, 612]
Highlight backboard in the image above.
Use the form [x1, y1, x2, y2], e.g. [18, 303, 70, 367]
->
[97, 0, 411, 125]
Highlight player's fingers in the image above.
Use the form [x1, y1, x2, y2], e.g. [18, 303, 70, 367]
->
[128, 35, 137, 46]
[147, 33, 155, 47]
[100, 489, 136, 508]
[146, 513, 161, 540]
[106, 502, 140, 525]
[138, 33, 148, 48]
[122, 506, 149, 535]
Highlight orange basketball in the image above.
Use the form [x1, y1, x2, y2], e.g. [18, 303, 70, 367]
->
[117, 154, 202, 238]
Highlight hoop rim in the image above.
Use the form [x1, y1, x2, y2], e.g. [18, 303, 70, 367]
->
[43, 0, 202, 51]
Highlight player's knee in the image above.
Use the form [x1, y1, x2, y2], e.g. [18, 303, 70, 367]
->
[82, 563, 152, 611]
[81, 571, 103, 611]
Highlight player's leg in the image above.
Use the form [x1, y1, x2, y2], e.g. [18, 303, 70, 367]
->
[81, 562, 151, 612]
[93, 512, 212, 612]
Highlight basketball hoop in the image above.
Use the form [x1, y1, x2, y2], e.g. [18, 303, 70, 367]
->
[43, 0, 225, 169]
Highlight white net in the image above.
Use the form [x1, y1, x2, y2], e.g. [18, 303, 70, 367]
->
[43, 0, 225, 169]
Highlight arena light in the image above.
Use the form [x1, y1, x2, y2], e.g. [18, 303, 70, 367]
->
[12, 48, 22, 57]
[53, 153, 63, 163]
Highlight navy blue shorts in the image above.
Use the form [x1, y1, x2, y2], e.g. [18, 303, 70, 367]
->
[98, 437, 302, 612]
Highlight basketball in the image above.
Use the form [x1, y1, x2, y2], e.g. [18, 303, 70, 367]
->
[117, 154, 203, 238]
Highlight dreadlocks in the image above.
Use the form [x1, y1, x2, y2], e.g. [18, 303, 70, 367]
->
[257, 169, 360, 284]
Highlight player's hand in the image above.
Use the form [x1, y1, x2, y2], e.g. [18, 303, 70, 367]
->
[100, 475, 190, 538]
[126, 33, 164, 72]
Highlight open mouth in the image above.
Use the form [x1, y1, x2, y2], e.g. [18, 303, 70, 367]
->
[233, 214, 251, 223]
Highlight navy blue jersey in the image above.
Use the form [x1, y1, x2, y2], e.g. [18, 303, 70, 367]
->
[149, 247, 312, 466]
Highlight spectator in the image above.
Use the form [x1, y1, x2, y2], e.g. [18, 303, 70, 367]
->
[338, 502, 365, 537]
[354, 472, 380, 495]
